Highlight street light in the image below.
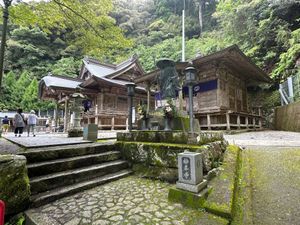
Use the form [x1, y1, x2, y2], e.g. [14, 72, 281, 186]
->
[126, 83, 136, 131]
[184, 66, 197, 133]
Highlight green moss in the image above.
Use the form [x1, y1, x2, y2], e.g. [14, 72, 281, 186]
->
[168, 187, 208, 209]
[0, 155, 30, 215]
[204, 145, 242, 220]
[132, 164, 178, 182]
[116, 130, 224, 145]
[116, 141, 201, 149]
[5, 213, 25, 225]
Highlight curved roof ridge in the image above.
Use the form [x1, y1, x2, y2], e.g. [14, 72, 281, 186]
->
[45, 74, 84, 82]
[83, 56, 116, 69]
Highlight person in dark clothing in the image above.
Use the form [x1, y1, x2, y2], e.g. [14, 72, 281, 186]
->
[2, 116, 10, 135]
[14, 109, 26, 137]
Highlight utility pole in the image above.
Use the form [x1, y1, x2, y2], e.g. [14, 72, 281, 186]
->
[178, 0, 186, 113]
[0, 0, 13, 88]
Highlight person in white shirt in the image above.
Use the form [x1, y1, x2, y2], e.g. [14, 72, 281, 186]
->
[27, 110, 38, 137]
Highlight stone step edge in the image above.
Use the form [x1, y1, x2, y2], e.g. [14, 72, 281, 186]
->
[19, 142, 115, 154]
[30, 160, 127, 183]
[19, 143, 117, 163]
[29, 169, 133, 208]
[27, 151, 121, 169]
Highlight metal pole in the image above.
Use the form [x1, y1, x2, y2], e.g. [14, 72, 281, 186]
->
[287, 76, 294, 102]
[182, 0, 185, 62]
[0, 6, 9, 88]
[128, 96, 133, 131]
[188, 84, 194, 133]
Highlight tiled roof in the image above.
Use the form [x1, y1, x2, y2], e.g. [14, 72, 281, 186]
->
[82, 55, 141, 78]
[41, 75, 82, 89]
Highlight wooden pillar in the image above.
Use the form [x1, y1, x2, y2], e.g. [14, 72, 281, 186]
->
[237, 114, 241, 129]
[63, 99, 68, 133]
[87, 117, 91, 124]
[126, 118, 128, 131]
[111, 116, 115, 130]
[95, 104, 99, 125]
[258, 107, 262, 129]
[146, 82, 151, 114]
[100, 93, 104, 111]
[54, 101, 58, 130]
[226, 112, 230, 130]
[252, 117, 255, 130]
[207, 114, 211, 130]
[245, 116, 249, 129]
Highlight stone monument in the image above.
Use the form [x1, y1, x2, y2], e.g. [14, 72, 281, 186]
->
[176, 151, 207, 193]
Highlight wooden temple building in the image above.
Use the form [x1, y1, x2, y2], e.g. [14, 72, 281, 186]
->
[135, 45, 271, 130]
[39, 45, 271, 131]
[39, 55, 154, 131]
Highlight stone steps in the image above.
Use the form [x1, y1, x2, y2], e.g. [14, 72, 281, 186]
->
[20, 142, 116, 163]
[30, 169, 132, 208]
[27, 151, 121, 177]
[19, 141, 132, 207]
[30, 160, 129, 194]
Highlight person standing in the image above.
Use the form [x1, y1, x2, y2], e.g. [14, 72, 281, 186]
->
[1, 116, 10, 135]
[14, 109, 26, 137]
[27, 110, 38, 137]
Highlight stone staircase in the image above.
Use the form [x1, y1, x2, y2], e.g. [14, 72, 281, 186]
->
[19, 142, 131, 207]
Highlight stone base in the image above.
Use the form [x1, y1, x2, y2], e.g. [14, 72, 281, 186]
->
[176, 179, 207, 193]
[168, 186, 211, 209]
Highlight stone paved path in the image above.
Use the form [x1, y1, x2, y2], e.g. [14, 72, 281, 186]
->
[1, 131, 117, 148]
[26, 176, 227, 225]
[225, 130, 300, 225]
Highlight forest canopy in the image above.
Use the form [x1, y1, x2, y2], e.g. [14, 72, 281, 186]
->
[0, 0, 299, 111]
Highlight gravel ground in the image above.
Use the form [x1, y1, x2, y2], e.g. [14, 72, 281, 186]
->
[224, 130, 300, 147]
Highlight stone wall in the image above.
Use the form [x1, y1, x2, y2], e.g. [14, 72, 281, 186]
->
[117, 131, 224, 145]
[117, 140, 227, 182]
[275, 102, 300, 132]
[0, 155, 30, 215]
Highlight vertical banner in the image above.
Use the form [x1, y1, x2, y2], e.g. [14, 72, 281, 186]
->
[0, 200, 5, 225]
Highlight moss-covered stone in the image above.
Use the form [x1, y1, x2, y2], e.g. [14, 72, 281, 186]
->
[204, 145, 242, 220]
[117, 140, 227, 182]
[132, 164, 178, 183]
[231, 149, 253, 225]
[168, 187, 210, 209]
[117, 141, 226, 169]
[0, 155, 30, 216]
[117, 130, 224, 145]
[67, 129, 83, 137]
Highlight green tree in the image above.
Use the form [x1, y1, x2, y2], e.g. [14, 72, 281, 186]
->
[51, 57, 81, 77]
[0, 71, 17, 110]
[5, 27, 67, 78]
[21, 78, 39, 112]
[9, 0, 132, 60]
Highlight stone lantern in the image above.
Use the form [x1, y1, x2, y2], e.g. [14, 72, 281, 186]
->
[126, 83, 136, 132]
[184, 66, 197, 133]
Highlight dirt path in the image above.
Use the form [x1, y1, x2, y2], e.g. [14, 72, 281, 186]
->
[225, 131, 300, 225]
